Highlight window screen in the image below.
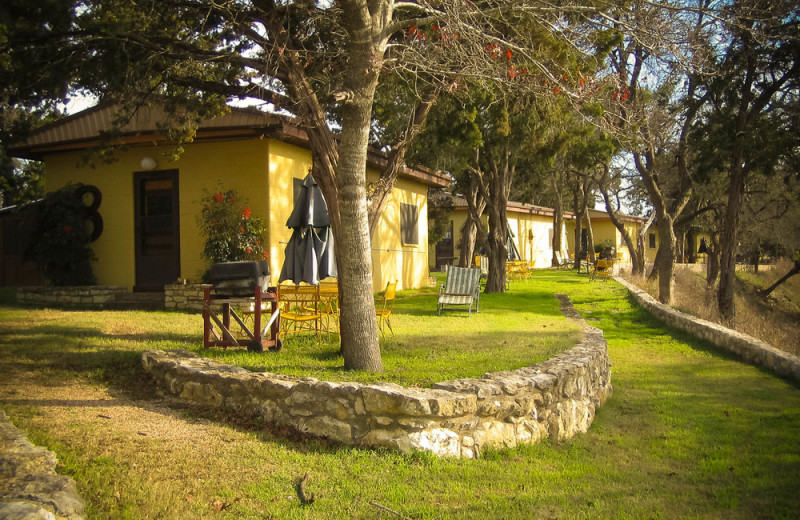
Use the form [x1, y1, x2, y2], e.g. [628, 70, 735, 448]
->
[649, 233, 656, 249]
[400, 203, 419, 245]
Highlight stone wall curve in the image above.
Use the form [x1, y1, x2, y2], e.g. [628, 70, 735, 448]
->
[142, 294, 612, 458]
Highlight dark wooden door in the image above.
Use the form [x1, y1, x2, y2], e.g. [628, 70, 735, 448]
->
[134, 170, 180, 291]
[435, 221, 454, 268]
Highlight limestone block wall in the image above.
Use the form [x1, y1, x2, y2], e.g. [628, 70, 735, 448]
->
[164, 283, 255, 313]
[16, 286, 127, 307]
[142, 296, 612, 458]
[615, 276, 800, 383]
[164, 283, 209, 312]
[0, 410, 86, 520]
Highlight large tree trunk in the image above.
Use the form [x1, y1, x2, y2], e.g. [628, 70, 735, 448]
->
[325, 3, 390, 372]
[686, 228, 696, 264]
[485, 205, 509, 292]
[468, 147, 514, 293]
[655, 218, 676, 304]
[648, 241, 665, 281]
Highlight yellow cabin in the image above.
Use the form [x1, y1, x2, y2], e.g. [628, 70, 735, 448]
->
[8, 104, 449, 292]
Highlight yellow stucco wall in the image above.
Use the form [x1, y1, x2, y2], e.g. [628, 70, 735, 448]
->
[370, 175, 430, 292]
[44, 140, 271, 289]
[507, 212, 561, 267]
[43, 138, 432, 292]
[266, 139, 314, 279]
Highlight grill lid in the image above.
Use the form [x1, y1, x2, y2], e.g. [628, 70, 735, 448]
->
[209, 261, 270, 297]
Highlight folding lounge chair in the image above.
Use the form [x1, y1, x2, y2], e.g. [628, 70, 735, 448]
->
[554, 251, 571, 269]
[437, 265, 482, 316]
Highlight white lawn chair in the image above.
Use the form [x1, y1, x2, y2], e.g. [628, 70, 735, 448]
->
[438, 265, 482, 316]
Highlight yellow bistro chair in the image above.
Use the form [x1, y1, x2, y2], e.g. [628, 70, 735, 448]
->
[277, 284, 322, 343]
[318, 279, 340, 339]
[376, 281, 397, 338]
[592, 260, 614, 282]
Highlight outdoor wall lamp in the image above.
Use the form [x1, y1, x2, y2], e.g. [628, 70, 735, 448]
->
[140, 156, 158, 170]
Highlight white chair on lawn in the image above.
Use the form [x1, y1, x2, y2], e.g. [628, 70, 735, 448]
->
[437, 265, 482, 316]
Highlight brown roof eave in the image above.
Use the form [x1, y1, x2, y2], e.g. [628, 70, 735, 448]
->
[9, 126, 276, 160]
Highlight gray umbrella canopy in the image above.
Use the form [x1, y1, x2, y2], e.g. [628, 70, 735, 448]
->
[286, 174, 330, 228]
[279, 174, 337, 285]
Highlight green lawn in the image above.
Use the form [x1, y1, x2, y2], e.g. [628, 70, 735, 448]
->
[1, 270, 799, 519]
[196, 277, 579, 386]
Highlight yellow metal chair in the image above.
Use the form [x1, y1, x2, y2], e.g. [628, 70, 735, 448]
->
[277, 284, 322, 343]
[591, 260, 614, 282]
[376, 281, 397, 337]
[318, 279, 340, 339]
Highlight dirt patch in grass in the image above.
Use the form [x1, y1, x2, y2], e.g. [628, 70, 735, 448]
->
[624, 258, 800, 357]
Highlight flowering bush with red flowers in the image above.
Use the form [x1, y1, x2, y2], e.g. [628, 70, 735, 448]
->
[196, 185, 266, 266]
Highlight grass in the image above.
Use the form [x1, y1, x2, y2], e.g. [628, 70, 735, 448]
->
[197, 278, 579, 386]
[2, 270, 800, 519]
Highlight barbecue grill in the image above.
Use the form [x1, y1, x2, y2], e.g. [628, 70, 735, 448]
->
[203, 261, 281, 352]
[209, 260, 270, 297]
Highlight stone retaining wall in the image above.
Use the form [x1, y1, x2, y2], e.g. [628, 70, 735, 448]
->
[16, 286, 127, 307]
[164, 283, 209, 312]
[0, 410, 86, 520]
[165, 283, 256, 313]
[142, 295, 612, 458]
[615, 276, 800, 383]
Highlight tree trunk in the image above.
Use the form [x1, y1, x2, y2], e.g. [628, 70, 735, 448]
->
[655, 218, 676, 304]
[458, 175, 486, 268]
[751, 244, 760, 274]
[550, 174, 564, 267]
[485, 217, 508, 292]
[648, 241, 664, 281]
[762, 260, 800, 297]
[458, 219, 478, 268]
[636, 213, 655, 278]
[572, 181, 584, 270]
[328, 6, 389, 372]
[676, 229, 685, 264]
[484, 189, 509, 293]
[718, 162, 746, 320]
[600, 187, 643, 276]
[686, 228, 696, 264]
[584, 212, 596, 263]
[707, 232, 720, 286]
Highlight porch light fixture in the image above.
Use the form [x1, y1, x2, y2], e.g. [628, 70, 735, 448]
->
[140, 156, 158, 170]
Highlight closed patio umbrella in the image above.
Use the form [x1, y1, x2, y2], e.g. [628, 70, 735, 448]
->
[278, 174, 337, 285]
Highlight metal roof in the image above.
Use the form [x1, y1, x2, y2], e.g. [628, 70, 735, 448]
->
[9, 103, 450, 188]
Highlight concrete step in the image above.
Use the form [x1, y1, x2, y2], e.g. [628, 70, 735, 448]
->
[105, 291, 165, 311]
